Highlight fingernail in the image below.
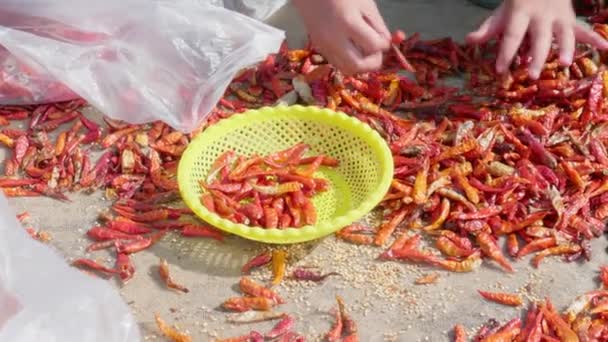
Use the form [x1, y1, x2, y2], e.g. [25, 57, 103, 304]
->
[529, 69, 540, 80]
[495, 64, 505, 74]
[560, 55, 572, 66]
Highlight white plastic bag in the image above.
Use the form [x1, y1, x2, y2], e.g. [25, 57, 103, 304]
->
[0, 194, 140, 342]
[0, 0, 285, 132]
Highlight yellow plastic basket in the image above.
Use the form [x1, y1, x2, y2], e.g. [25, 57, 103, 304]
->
[177, 105, 393, 244]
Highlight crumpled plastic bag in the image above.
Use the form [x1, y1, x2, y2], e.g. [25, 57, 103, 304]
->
[0, 0, 285, 132]
[0, 194, 140, 342]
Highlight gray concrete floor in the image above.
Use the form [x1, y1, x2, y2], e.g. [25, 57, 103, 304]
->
[6, 1, 608, 341]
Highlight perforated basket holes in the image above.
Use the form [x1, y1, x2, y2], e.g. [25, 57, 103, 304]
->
[186, 114, 383, 216]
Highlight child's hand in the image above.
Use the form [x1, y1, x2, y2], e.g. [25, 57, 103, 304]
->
[466, 0, 608, 79]
[293, 0, 391, 75]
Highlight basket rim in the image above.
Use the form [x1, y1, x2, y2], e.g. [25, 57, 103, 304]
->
[177, 105, 394, 244]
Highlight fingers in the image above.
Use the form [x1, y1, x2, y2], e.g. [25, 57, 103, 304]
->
[465, 1, 608, 77]
[292, 0, 388, 75]
[574, 24, 608, 50]
[554, 21, 575, 66]
[333, 3, 390, 75]
[496, 13, 530, 74]
[340, 39, 384, 75]
[347, 15, 390, 55]
[528, 19, 553, 79]
[321, 37, 383, 75]
[466, 14, 501, 44]
[362, 5, 391, 41]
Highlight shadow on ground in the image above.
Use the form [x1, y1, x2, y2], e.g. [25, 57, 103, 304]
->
[151, 233, 324, 277]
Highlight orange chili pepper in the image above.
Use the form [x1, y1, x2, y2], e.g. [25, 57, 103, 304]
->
[517, 237, 557, 258]
[478, 290, 523, 307]
[154, 313, 192, 342]
[531, 243, 581, 268]
[336, 224, 374, 245]
[54, 132, 67, 156]
[239, 277, 284, 304]
[0, 133, 14, 148]
[159, 258, 189, 293]
[540, 300, 579, 342]
[271, 250, 287, 286]
[434, 138, 478, 163]
[482, 318, 521, 342]
[453, 325, 467, 342]
[422, 198, 450, 231]
[222, 296, 274, 312]
[561, 161, 585, 190]
[437, 251, 482, 273]
[452, 170, 479, 204]
[436, 236, 472, 258]
[506, 233, 519, 258]
[374, 209, 407, 246]
[413, 159, 429, 205]
[101, 126, 138, 148]
[477, 232, 514, 273]
[339, 90, 361, 111]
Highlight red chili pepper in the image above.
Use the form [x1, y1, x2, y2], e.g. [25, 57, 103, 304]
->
[115, 253, 135, 283]
[242, 252, 272, 274]
[115, 231, 166, 254]
[181, 224, 224, 241]
[107, 220, 151, 235]
[72, 258, 119, 277]
[469, 178, 513, 193]
[582, 70, 604, 123]
[519, 130, 557, 169]
[87, 226, 142, 241]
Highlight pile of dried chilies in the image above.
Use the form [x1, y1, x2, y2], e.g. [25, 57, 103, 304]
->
[0, 11, 608, 342]
[0, 99, 225, 282]
[200, 143, 337, 228]
[453, 265, 608, 341]
[211, 22, 608, 275]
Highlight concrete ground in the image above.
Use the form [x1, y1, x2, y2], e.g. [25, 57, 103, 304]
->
[6, 1, 608, 341]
